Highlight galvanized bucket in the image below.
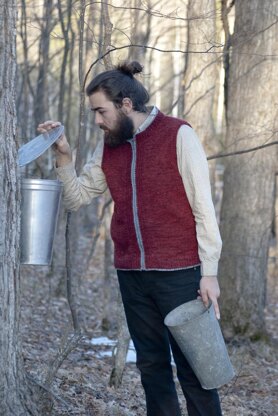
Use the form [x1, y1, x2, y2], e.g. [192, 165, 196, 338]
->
[20, 178, 63, 265]
[164, 299, 235, 389]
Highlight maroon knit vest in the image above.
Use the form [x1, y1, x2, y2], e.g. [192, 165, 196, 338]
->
[101, 110, 200, 270]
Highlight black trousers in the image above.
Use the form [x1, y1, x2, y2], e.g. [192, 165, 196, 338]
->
[117, 267, 222, 416]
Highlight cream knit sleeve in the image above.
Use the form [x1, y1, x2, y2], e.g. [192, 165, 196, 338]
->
[176, 125, 222, 277]
[55, 139, 107, 211]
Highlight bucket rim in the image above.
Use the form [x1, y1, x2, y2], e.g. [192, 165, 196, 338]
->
[21, 178, 63, 189]
[21, 178, 63, 184]
[164, 299, 213, 328]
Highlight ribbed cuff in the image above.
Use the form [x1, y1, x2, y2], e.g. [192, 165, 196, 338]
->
[201, 261, 219, 277]
[55, 161, 76, 180]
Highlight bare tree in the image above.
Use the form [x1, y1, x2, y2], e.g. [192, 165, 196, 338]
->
[158, 26, 176, 114]
[17, 0, 34, 142]
[218, 0, 278, 338]
[57, 0, 73, 123]
[98, 0, 132, 387]
[0, 1, 40, 414]
[128, 0, 152, 63]
[34, 0, 53, 130]
[183, 0, 219, 153]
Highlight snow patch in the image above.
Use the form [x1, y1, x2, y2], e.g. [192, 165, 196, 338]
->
[89, 336, 137, 363]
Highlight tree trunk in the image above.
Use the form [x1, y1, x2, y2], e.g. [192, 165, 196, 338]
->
[159, 29, 175, 115]
[34, 0, 53, 130]
[218, 0, 278, 338]
[0, 1, 39, 414]
[99, 1, 132, 385]
[183, 0, 221, 214]
[57, 0, 73, 123]
[109, 295, 130, 389]
[101, 199, 114, 331]
[128, 0, 151, 64]
[184, 0, 219, 152]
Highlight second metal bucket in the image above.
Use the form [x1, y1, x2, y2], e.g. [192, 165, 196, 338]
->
[164, 299, 235, 389]
[20, 178, 63, 265]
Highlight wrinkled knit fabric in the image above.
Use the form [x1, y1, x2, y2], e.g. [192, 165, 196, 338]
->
[102, 110, 200, 270]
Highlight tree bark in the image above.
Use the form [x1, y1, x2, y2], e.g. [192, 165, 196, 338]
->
[57, 0, 73, 123]
[101, 200, 114, 331]
[109, 295, 130, 389]
[219, 0, 278, 338]
[0, 1, 39, 414]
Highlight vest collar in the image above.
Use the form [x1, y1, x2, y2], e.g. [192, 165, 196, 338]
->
[134, 106, 159, 136]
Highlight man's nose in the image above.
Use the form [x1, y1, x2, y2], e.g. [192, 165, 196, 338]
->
[95, 113, 103, 126]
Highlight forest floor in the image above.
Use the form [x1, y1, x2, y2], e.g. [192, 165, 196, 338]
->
[20, 230, 278, 416]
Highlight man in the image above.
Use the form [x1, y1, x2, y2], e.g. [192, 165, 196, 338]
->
[38, 61, 223, 416]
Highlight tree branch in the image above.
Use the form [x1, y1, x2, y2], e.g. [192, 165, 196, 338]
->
[84, 1, 216, 22]
[83, 43, 224, 90]
[208, 140, 278, 161]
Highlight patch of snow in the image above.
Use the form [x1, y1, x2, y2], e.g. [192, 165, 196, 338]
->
[90, 336, 116, 347]
[89, 336, 137, 363]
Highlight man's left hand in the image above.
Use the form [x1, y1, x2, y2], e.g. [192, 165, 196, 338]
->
[199, 276, 220, 320]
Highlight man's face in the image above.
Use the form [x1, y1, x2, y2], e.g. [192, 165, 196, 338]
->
[89, 91, 134, 147]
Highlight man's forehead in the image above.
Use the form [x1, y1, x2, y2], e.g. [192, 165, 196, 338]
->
[89, 91, 113, 109]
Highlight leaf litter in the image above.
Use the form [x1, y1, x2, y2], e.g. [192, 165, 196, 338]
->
[20, 234, 277, 415]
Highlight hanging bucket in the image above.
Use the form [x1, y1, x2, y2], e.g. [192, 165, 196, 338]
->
[20, 178, 63, 265]
[164, 299, 235, 390]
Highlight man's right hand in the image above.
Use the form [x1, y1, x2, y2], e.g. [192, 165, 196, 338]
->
[37, 120, 72, 167]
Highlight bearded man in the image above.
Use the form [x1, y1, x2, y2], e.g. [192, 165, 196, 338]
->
[38, 61, 223, 416]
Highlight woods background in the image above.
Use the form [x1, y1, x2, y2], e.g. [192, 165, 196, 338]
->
[0, 1, 277, 415]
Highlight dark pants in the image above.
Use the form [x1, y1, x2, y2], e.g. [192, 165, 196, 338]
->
[117, 267, 222, 416]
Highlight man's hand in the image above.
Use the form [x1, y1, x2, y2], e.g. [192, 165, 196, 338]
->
[37, 120, 72, 166]
[199, 276, 220, 320]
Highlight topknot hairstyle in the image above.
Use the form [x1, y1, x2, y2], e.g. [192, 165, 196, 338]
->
[117, 61, 143, 77]
[86, 61, 149, 112]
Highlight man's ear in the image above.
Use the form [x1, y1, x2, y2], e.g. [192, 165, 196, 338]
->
[122, 97, 133, 114]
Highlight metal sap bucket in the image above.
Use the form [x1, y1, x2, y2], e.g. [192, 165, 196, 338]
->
[164, 299, 235, 390]
[20, 179, 63, 265]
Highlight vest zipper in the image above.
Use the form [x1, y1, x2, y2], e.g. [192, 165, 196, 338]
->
[129, 139, 146, 269]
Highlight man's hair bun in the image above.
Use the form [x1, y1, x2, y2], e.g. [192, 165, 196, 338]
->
[117, 61, 143, 77]
[86, 59, 149, 112]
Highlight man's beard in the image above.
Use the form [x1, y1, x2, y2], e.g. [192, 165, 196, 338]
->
[101, 111, 134, 148]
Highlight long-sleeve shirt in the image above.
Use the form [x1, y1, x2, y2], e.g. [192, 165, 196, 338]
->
[55, 106, 222, 277]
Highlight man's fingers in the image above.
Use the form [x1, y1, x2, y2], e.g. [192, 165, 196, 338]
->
[200, 292, 221, 320]
[212, 299, 220, 320]
[200, 289, 209, 308]
[37, 121, 61, 133]
[199, 276, 221, 319]
[39, 120, 61, 127]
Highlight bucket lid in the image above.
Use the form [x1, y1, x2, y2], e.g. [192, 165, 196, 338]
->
[18, 125, 64, 167]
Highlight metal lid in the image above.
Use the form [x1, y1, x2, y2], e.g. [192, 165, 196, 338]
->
[18, 125, 64, 167]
